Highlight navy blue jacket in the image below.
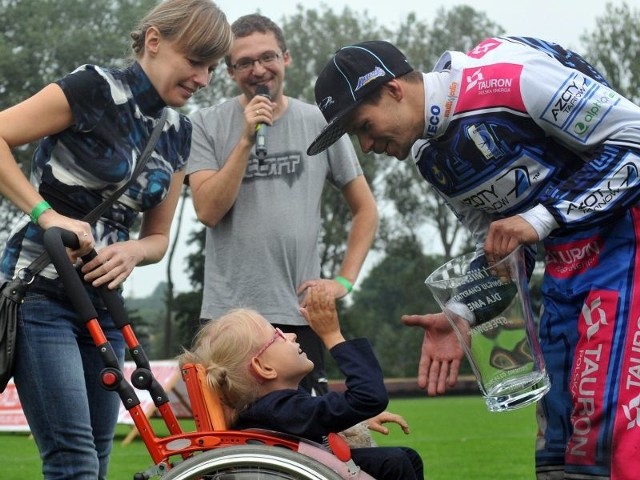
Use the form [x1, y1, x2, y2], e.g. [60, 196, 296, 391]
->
[234, 338, 388, 444]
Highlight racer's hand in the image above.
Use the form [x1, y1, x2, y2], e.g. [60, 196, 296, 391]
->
[401, 312, 464, 396]
[484, 215, 538, 265]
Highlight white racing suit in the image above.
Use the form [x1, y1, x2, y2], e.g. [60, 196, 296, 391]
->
[413, 36, 640, 479]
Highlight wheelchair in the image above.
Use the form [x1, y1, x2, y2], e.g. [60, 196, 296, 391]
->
[43, 227, 375, 480]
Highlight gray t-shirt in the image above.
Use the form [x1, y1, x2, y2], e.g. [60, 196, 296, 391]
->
[188, 97, 362, 325]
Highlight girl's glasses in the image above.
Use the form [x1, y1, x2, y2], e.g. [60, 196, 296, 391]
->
[254, 327, 286, 359]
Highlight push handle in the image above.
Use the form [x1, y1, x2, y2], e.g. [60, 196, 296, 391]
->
[43, 227, 131, 327]
[80, 249, 130, 329]
[42, 227, 98, 322]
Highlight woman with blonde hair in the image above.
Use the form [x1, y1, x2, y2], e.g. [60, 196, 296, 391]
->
[0, 1, 232, 478]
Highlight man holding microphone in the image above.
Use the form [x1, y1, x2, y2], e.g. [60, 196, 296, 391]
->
[186, 13, 377, 395]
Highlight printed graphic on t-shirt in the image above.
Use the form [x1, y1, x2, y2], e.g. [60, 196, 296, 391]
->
[244, 151, 305, 186]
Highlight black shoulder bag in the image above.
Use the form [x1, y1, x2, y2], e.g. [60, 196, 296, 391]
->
[0, 108, 168, 393]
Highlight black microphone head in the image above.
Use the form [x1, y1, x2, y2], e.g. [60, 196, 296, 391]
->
[255, 84, 270, 99]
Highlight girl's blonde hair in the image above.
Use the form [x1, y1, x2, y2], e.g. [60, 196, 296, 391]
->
[178, 309, 268, 421]
[130, 0, 233, 62]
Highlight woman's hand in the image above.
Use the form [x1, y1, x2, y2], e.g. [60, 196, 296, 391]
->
[81, 240, 146, 289]
[38, 210, 94, 257]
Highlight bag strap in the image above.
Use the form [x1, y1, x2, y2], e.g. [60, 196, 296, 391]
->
[84, 108, 168, 224]
[20, 108, 169, 280]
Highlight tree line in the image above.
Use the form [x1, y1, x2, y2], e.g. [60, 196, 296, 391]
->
[1, 0, 639, 378]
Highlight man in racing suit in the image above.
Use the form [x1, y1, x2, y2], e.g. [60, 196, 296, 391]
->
[306, 37, 640, 479]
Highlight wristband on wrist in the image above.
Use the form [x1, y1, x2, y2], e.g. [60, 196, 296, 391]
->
[30, 200, 52, 224]
[335, 275, 353, 293]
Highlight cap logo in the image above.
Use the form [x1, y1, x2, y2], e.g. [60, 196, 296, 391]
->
[355, 66, 386, 92]
[319, 96, 335, 112]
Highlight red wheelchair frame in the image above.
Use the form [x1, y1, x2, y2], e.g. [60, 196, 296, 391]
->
[43, 227, 373, 479]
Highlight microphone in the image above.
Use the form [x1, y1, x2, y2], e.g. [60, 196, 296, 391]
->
[255, 85, 270, 161]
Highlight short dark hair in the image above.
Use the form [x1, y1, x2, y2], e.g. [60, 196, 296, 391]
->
[224, 14, 287, 67]
[362, 70, 423, 106]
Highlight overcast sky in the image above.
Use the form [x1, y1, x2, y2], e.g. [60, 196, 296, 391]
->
[124, 0, 627, 297]
[221, 0, 615, 49]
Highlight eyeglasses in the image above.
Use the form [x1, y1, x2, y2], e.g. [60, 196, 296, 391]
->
[231, 51, 281, 72]
[254, 327, 286, 359]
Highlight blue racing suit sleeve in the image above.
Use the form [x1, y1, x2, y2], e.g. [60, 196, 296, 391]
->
[517, 41, 640, 233]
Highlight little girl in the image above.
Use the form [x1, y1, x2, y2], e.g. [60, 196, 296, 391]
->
[179, 284, 423, 479]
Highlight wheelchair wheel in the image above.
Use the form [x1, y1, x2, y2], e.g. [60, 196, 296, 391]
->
[163, 445, 343, 480]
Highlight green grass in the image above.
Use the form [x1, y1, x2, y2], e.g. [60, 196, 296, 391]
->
[372, 396, 537, 480]
[0, 395, 537, 479]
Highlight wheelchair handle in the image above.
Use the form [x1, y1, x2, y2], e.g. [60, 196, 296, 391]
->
[43, 227, 131, 327]
[43, 227, 98, 322]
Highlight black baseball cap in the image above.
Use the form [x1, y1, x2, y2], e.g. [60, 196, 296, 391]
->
[307, 40, 413, 156]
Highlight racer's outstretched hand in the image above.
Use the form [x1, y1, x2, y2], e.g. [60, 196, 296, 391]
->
[401, 312, 464, 396]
